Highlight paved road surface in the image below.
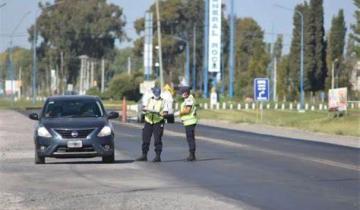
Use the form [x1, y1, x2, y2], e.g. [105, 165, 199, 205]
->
[0, 110, 359, 210]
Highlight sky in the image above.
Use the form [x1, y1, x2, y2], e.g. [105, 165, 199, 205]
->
[0, 0, 356, 54]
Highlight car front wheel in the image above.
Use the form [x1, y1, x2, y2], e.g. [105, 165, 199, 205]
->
[35, 151, 45, 164]
[102, 153, 114, 163]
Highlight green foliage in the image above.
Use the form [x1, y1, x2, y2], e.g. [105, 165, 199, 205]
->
[133, 0, 210, 84]
[235, 18, 270, 98]
[86, 87, 101, 96]
[325, 9, 347, 90]
[29, 0, 127, 94]
[0, 48, 32, 95]
[289, 0, 327, 95]
[107, 71, 143, 101]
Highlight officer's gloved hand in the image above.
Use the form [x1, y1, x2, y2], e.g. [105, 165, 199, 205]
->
[174, 111, 180, 117]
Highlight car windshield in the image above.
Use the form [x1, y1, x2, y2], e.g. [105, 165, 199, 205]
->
[43, 100, 104, 118]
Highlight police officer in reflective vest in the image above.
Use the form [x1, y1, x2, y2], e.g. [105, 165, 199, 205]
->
[178, 87, 198, 161]
[136, 87, 168, 162]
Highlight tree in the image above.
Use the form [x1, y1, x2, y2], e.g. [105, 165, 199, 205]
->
[107, 71, 143, 101]
[277, 55, 291, 101]
[0, 47, 32, 95]
[133, 0, 208, 85]
[325, 9, 346, 90]
[351, 0, 360, 57]
[28, 0, 127, 93]
[289, 3, 307, 99]
[234, 18, 269, 98]
[310, 0, 327, 92]
[273, 34, 283, 61]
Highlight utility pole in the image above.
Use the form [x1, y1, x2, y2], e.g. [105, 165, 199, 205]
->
[32, 15, 37, 104]
[19, 67, 22, 98]
[101, 58, 105, 93]
[90, 60, 94, 87]
[185, 39, 190, 85]
[273, 56, 277, 101]
[331, 59, 338, 89]
[192, 25, 197, 91]
[202, 0, 209, 97]
[60, 51, 64, 94]
[9, 11, 31, 103]
[228, 0, 235, 98]
[155, 0, 164, 88]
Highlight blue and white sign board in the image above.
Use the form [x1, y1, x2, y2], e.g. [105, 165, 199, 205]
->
[254, 78, 270, 102]
[208, 0, 222, 73]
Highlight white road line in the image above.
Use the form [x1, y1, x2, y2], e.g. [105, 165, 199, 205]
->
[115, 122, 359, 172]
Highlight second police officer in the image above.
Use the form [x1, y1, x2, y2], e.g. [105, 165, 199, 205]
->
[136, 87, 168, 162]
[177, 86, 198, 161]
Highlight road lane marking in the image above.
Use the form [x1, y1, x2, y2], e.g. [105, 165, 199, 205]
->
[115, 122, 359, 172]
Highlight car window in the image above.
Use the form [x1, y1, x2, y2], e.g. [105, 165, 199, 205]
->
[43, 100, 104, 118]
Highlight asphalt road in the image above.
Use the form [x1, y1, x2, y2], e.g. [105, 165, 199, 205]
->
[0, 110, 359, 210]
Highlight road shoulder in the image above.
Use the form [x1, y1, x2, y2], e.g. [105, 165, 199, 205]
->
[198, 119, 360, 149]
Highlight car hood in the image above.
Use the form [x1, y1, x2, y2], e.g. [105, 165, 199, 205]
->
[41, 117, 107, 129]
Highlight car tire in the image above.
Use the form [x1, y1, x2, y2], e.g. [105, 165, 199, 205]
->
[102, 153, 114, 163]
[35, 152, 45, 164]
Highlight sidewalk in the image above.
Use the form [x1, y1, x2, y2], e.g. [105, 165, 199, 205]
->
[199, 119, 360, 149]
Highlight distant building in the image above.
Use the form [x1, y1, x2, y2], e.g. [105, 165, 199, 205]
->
[350, 61, 360, 91]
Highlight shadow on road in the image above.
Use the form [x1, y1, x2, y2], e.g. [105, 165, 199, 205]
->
[45, 159, 135, 164]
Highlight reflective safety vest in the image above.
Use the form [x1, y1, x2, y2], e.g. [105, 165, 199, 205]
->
[144, 97, 165, 124]
[180, 95, 198, 126]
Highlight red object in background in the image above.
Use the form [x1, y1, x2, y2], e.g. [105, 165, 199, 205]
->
[122, 97, 127, 123]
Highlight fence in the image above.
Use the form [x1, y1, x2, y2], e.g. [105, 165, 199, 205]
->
[173, 101, 360, 112]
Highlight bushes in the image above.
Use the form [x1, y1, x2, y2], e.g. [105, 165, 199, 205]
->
[107, 72, 143, 101]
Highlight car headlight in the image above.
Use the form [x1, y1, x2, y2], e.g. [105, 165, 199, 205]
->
[37, 126, 52, 138]
[98, 126, 112, 137]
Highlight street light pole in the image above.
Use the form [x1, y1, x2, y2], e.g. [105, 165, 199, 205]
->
[228, 0, 235, 98]
[155, 0, 164, 88]
[171, 36, 190, 85]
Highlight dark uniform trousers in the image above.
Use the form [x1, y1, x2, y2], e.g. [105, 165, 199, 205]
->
[142, 121, 164, 154]
[185, 124, 196, 152]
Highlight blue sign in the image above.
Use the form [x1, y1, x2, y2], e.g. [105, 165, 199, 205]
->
[254, 78, 270, 101]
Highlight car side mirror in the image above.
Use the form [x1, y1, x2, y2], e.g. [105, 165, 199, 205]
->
[107, 112, 119, 120]
[29, 113, 39, 121]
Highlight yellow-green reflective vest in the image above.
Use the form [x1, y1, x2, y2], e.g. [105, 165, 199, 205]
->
[145, 97, 165, 124]
[180, 95, 198, 126]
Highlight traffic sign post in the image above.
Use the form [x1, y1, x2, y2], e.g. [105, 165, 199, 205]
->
[254, 78, 270, 122]
[254, 78, 270, 102]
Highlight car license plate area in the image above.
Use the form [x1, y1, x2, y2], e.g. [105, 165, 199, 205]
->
[67, 140, 83, 148]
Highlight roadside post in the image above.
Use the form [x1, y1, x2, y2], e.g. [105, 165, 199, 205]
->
[254, 78, 270, 122]
[122, 97, 127, 123]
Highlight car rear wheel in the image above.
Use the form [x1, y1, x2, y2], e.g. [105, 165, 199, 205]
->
[35, 152, 45, 164]
[102, 153, 114, 163]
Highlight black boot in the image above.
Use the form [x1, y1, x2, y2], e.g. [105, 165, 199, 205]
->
[152, 153, 161, 162]
[136, 153, 148, 161]
[186, 152, 196, 161]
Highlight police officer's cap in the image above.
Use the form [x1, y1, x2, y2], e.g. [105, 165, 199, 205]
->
[151, 87, 161, 97]
[180, 86, 191, 94]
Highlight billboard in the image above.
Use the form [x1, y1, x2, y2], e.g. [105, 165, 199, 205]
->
[5, 80, 21, 96]
[208, 0, 222, 73]
[328, 88, 347, 111]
